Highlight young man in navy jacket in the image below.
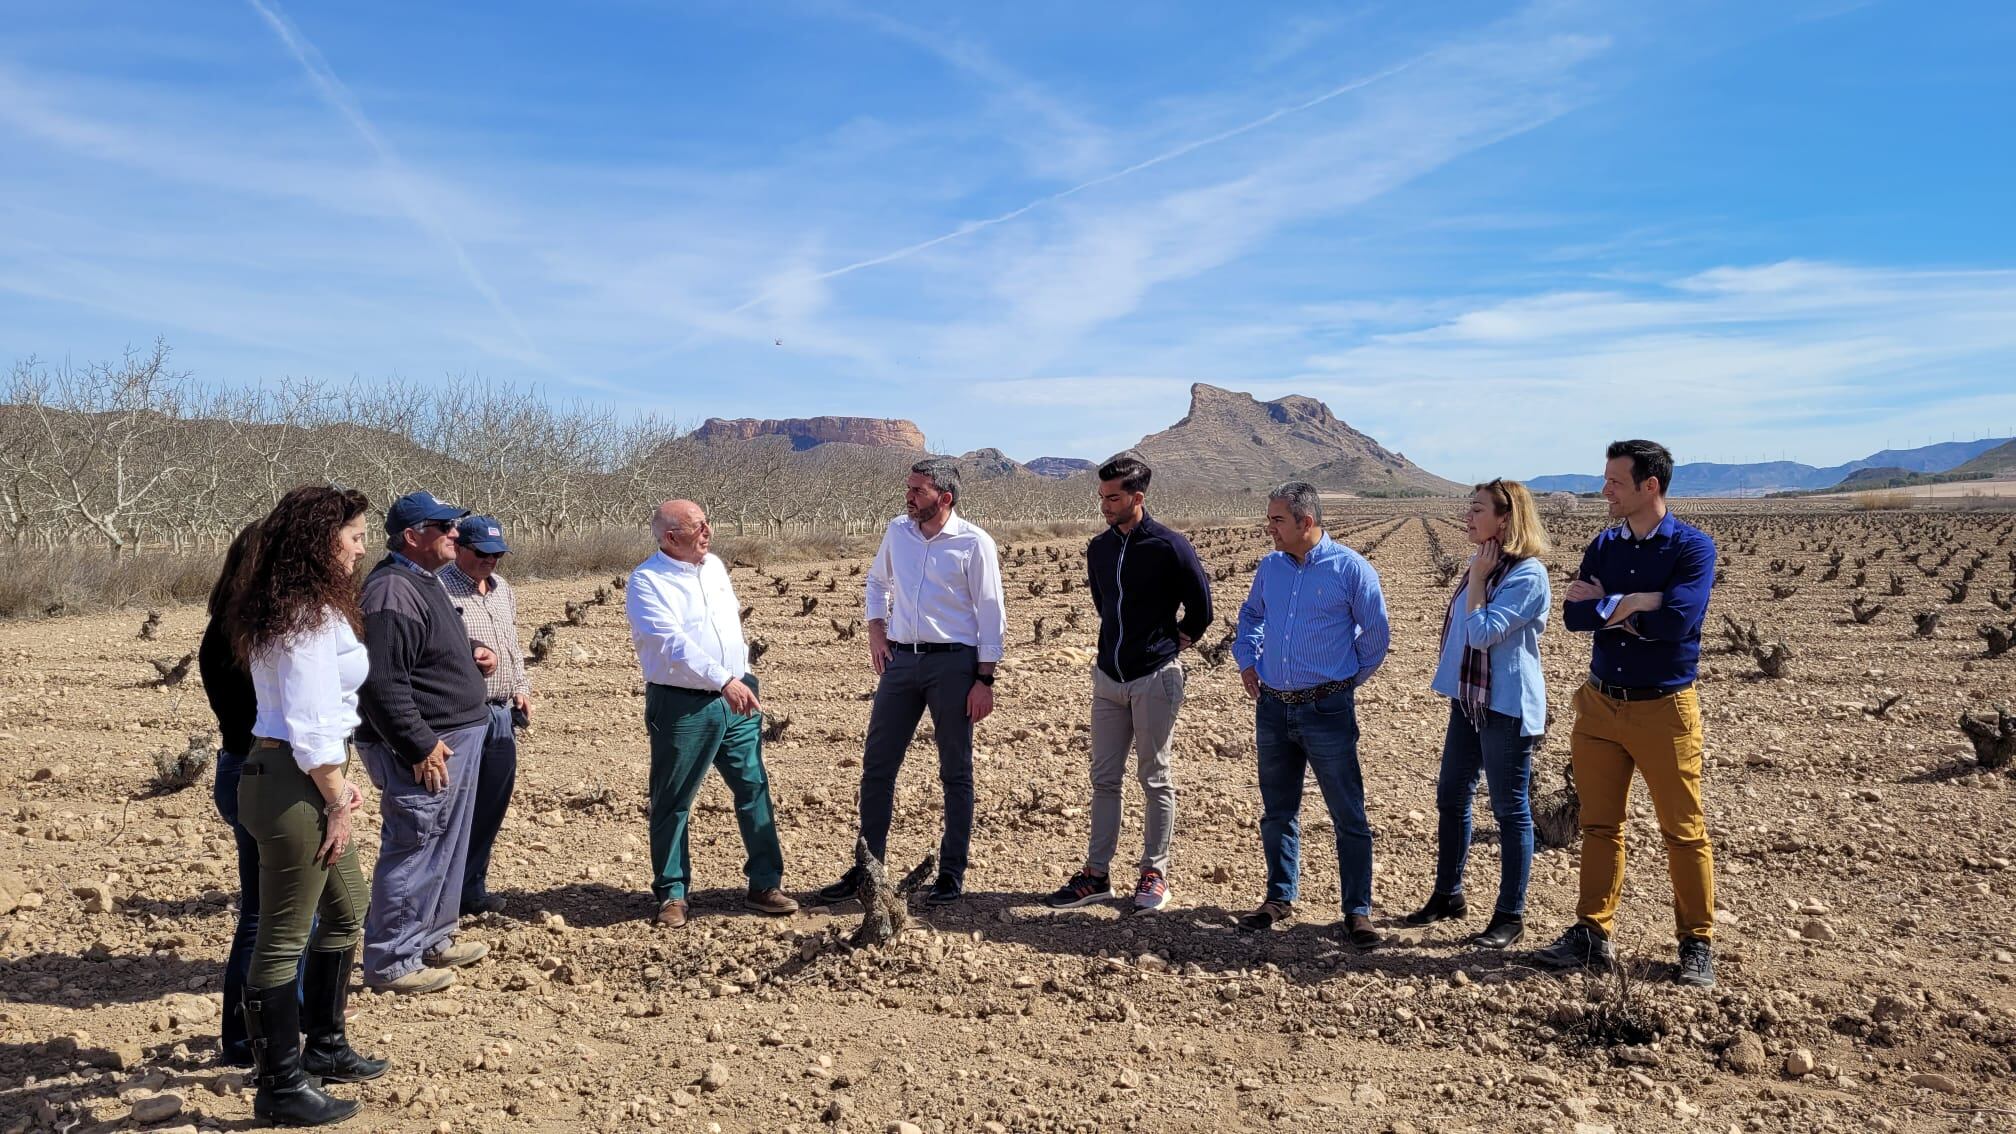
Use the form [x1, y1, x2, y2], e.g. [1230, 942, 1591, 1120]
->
[1533, 440, 1719, 988]
[1042, 453, 1213, 912]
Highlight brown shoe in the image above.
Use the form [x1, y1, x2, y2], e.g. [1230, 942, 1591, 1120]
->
[1344, 914, 1384, 949]
[655, 899, 689, 929]
[744, 887, 800, 916]
[1237, 899, 1294, 932]
[422, 940, 489, 969]
[364, 967, 455, 996]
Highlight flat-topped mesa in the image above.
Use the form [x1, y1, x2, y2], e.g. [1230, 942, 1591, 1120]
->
[1134, 382, 1461, 495]
[690, 416, 926, 451]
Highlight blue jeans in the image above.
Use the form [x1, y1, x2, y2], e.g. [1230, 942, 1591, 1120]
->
[1433, 704, 1537, 916]
[460, 703, 518, 908]
[212, 750, 259, 1062]
[1254, 686, 1374, 917]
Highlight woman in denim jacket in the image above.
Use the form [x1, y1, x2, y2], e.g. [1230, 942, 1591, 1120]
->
[1404, 479, 1552, 948]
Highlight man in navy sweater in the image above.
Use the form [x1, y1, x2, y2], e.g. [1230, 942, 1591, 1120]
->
[1042, 453, 1212, 913]
[1533, 440, 1719, 988]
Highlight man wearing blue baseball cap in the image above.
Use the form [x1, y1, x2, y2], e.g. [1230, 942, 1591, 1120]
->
[355, 491, 496, 995]
[441, 515, 532, 917]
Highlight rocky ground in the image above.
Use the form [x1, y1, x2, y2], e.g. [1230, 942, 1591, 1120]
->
[2, 500, 2014, 1134]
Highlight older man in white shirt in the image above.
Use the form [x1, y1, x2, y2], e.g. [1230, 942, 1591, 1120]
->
[816, 458, 1006, 907]
[626, 499, 797, 929]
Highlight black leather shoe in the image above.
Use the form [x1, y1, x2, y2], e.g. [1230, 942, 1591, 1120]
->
[1400, 891, 1467, 927]
[922, 875, 963, 906]
[244, 981, 361, 1126]
[1470, 912, 1525, 949]
[300, 948, 389, 1084]
[814, 867, 864, 906]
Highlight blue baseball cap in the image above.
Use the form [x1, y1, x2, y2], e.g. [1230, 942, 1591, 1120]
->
[384, 491, 467, 535]
[456, 515, 509, 555]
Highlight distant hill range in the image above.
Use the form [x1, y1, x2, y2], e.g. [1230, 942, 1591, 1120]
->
[691, 415, 926, 451]
[1131, 383, 1462, 496]
[1026, 457, 1096, 479]
[1527, 437, 2014, 497]
[1953, 438, 2016, 477]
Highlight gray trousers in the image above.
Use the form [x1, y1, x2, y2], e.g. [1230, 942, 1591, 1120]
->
[1086, 661, 1184, 876]
[357, 720, 487, 984]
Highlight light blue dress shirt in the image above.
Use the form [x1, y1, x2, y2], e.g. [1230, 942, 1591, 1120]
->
[1428, 555, 1551, 737]
[1232, 534, 1390, 689]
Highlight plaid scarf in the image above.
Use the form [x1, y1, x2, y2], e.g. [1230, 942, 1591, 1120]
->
[1439, 555, 1514, 727]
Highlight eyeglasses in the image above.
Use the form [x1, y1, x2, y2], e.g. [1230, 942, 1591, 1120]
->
[469, 549, 503, 560]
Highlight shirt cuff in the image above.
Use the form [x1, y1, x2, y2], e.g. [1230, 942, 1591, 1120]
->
[977, 643, 1003, 664]
[1596, 594, 1623, 620]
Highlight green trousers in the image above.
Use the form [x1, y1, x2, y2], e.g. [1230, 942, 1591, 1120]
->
[644, 679, 784, 903]
[239, 742, 368, 989]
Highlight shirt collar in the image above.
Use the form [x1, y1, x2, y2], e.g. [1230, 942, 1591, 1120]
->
[906, 511, 967, 541]
[1618, 511, 1677, 542]
[653, 549, 707, 575]
[390, 552, 437, 578]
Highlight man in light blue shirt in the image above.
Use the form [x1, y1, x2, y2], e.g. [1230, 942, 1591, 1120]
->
[1232, 482, 1390, 945]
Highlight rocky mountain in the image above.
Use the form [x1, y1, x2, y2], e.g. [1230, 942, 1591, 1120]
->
[1528, 436, 2014, 497]
[690, 416, 926, 451]
[1026, 457, 1096, 479]
[957, 448, 1035, 478]
[1131, 383, 1461, 495]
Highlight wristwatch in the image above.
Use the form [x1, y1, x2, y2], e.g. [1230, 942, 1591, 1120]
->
[974, 673, 995, 687]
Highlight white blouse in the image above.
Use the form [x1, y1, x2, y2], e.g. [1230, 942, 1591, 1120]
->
[251, 610, 369, 772]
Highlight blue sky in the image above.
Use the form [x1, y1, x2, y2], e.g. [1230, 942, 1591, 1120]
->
[3, 1, 2014, 482]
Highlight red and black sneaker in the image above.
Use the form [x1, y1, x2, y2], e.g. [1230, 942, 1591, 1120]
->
[1041, 869, 1116, 909]
[1131, 868, 1171, 912]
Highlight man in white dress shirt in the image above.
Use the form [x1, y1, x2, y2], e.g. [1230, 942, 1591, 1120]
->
[626, 499, 797, 929]
[816, 459, 1006, 907]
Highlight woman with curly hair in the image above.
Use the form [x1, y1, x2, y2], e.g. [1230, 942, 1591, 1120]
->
[231, 485, 388, 1126]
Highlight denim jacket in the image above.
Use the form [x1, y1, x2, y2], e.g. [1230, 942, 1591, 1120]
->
[1429, 555, 1550, 736]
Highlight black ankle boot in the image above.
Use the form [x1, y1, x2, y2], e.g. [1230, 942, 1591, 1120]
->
[301, 948, 388, 1084]
[1400, 891, 1467, 927]
[244, 981, 360, 1126]
[1471, 911, 1525, 949]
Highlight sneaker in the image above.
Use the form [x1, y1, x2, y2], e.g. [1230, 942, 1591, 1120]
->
[654, 899, 689, 929]
[745, 887, 800, 916]
[814, 867, 864, 906]
[461, 893, 506, 916]
[1675, 937, 1716, 988]
[365, 967, 455, 996]
[1400, 891, 1467, 927]
[422, 940, 489, 969]
[1041, 869, 1116, 909]
[1131, 869, 1170, 913]
[1532, 923, 1614, 971]
[1237, 899, 1294, 932]
[1471, 912, 1525, 950]
[922, 875, 962, 906]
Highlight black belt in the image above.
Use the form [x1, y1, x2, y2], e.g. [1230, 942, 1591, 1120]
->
[888, 640, 969, 654]
[1589, 678, 1692, 702]
[1260, 678, 1354, 705]
[650, 682, 721, 698]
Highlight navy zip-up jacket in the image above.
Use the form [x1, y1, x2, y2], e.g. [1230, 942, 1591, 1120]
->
[1563, 510, 1717, 691]
[1085, 513, 1213, 684]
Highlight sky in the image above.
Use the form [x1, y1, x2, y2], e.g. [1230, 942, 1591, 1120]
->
[3, 1, 2014, 483]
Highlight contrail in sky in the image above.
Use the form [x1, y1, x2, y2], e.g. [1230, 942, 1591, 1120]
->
[731, 55, 1425, 315]
[244, 0, 544, 363]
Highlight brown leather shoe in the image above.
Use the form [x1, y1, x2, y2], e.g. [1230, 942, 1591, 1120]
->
[1344, 913, 1384, 949]
[1237, 899, 1294, 932]
[745, 887, 800, 916]
[655, 899, 689, 929]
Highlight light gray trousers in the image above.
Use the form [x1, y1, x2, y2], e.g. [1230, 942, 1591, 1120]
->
[1085, 661, 1184, 876]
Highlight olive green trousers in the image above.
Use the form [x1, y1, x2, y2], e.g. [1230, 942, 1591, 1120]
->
[238, 742, 368, 988]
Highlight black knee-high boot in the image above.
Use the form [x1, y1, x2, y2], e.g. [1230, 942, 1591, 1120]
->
[243, 981, 360, 1126]
[300, 948, 389, 1084]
